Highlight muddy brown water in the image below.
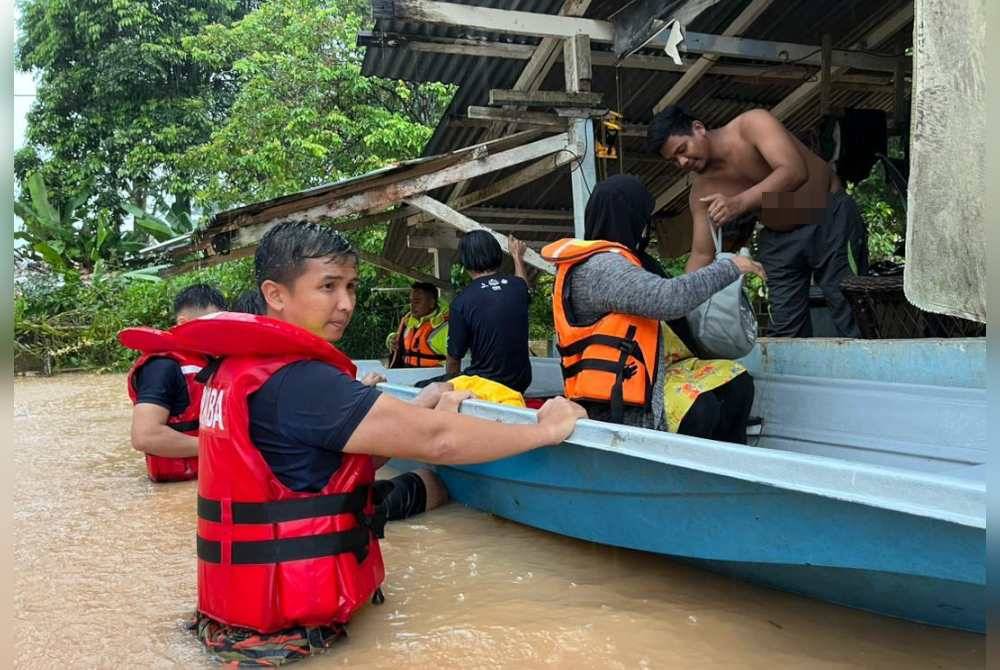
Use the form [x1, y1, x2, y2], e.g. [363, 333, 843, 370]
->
[14, 373, 984, 669]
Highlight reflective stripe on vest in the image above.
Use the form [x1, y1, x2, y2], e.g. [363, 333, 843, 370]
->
[399, 316, 446, 367]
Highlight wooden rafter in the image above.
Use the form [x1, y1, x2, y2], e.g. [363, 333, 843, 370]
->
[405, 195, 556, 274]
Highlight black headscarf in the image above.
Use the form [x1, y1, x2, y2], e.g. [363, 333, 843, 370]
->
[583, 175, 700, 352]
[583, 175, 668, 278]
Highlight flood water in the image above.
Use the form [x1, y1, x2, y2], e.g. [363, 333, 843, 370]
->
[14, 373, 984, 669]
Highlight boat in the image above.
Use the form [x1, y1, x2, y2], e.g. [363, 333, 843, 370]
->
[356, 337, 986, 633]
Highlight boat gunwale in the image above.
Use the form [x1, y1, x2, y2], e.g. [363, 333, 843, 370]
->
[380, 383, 986, 530]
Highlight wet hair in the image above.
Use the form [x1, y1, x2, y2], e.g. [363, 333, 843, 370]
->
[411, 281, 439, 305]
[173, 283, 226, 316]
[231, 289, 266, 315]
[255, 221, 357, 288]
[644, 105, 700, 154]
[458, 230, 503, 273]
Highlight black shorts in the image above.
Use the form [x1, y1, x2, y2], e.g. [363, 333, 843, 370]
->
[373, 472, 428, 521]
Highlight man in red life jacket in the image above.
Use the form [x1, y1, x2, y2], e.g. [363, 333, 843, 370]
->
[125, 284, 226, 482]
[181, 221, 586, 665]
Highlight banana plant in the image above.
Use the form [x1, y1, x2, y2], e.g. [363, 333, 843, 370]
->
[14, 172, 115, 273]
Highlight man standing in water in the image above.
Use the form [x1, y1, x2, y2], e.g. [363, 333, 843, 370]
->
[176, 221, 585, 665]
[645, 106, 868, 337]
[124, 284, 227, 481]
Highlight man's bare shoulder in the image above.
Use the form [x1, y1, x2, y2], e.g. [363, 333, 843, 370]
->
[733, 108, 782, 134]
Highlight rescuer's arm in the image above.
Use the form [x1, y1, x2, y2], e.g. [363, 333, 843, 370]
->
[130, 404, 199, 458]
[343, 394, 586, 465]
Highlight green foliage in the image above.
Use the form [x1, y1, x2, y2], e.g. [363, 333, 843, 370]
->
[16, 0, 256, 212]
[847, 162, 906, 265]
[178, 0, 455, 209]
[15, 171, 144, 272]
[15, 259, 256, 372]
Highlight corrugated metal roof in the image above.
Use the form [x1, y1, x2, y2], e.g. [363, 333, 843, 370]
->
[361, 0, 913, 268]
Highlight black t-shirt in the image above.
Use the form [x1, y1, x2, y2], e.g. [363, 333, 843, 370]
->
[248, 360, 381, 492]
[448, 273, 532, 393]
[133, 357, 190, 416]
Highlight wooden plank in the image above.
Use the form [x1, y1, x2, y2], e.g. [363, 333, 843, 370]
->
[820, 33, 833, 116]
[202, 133, 570, 251]
[771, 4, 914, 120]
[464, 207, 572, 221]
[373, 0, 614, 41]
[563, 33, 592, 92]
[372, 2, 904, 72]
[363, 33, 898, 90]
[468, 106, 568, 129]
[356, 31, 535, 59]
[652, 0, 775, 113]
[489, 89, 603, 108]
[412, 149, 581, 227]
[357, 249, 451, 289]
[613, 0, 720, 59]
[404, 195, 556, 274]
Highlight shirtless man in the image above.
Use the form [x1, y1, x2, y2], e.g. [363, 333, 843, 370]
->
[645, 106, 868, 337]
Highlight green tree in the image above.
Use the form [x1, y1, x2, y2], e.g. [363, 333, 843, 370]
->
[180, 0, 454, 209]
[15, 0, 257, 212]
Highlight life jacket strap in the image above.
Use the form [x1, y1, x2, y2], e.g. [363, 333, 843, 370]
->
[197, 487, 369, 525]
[168, 420, 200, 433]
[197, 527, 371, 565]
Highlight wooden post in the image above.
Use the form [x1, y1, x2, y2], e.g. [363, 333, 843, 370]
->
[820, 33, 833, 116]
[563, 33, 596, 239]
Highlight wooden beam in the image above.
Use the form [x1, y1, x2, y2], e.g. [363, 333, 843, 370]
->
[356, 249, 451, 289]
[372, 1, 904, 72]
[356, 31, 536, 59]
[468, 106, 568, 129]
[771, 4, 914, 120]
[464, 207, 572, 221]
[489, 89, 603, 108]
[820, 33, 833, 116]
[211, 133, 571, 251]
[404, 195, 556, 274]
[411, 146, 582, 227]
[652, 0, 775, 113]
[652, 3, 915, 213]
[613, 0, 721, 59]
[563, 33, 592, 92]
[372, 1, 614, 42]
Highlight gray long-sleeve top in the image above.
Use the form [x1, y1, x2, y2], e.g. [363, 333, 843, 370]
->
[566, 253, 741, 430]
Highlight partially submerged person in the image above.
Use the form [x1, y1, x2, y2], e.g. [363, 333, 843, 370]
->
[646, 106, 868, 337]
[387, 282, 449, 368]
[441, 231, 533, 406]
[173, 221, 585, 665]
[231, 288, 265, 315]
[122, 284, 227, 482]
[542, 175, 764, 443]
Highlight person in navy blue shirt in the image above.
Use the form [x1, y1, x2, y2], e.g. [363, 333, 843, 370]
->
[446, 231, 532, 393]
[130, 284, 227, 458]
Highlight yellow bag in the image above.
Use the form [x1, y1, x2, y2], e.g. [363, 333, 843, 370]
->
[449, 375, 526, 408]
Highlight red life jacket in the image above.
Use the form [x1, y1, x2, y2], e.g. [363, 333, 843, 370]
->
[171, 312, 385, 633]
[120, 327, 205, 482]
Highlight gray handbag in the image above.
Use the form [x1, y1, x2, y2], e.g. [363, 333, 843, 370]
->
[686, 226, 758, 360]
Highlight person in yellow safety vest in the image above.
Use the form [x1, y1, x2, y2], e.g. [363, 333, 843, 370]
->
[387, 282, 449, 368]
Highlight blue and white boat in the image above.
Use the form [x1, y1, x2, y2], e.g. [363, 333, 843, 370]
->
[358, 337, 986, 632]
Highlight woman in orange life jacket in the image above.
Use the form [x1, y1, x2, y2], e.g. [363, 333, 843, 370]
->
[542, 175, 766, 443]
[183, 221, 586, 666]
[125, 284, 227, 482]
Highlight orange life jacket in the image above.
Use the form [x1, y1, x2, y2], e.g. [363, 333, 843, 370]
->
[541, 239, 661, 421]
[393, 314, 448, 368]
